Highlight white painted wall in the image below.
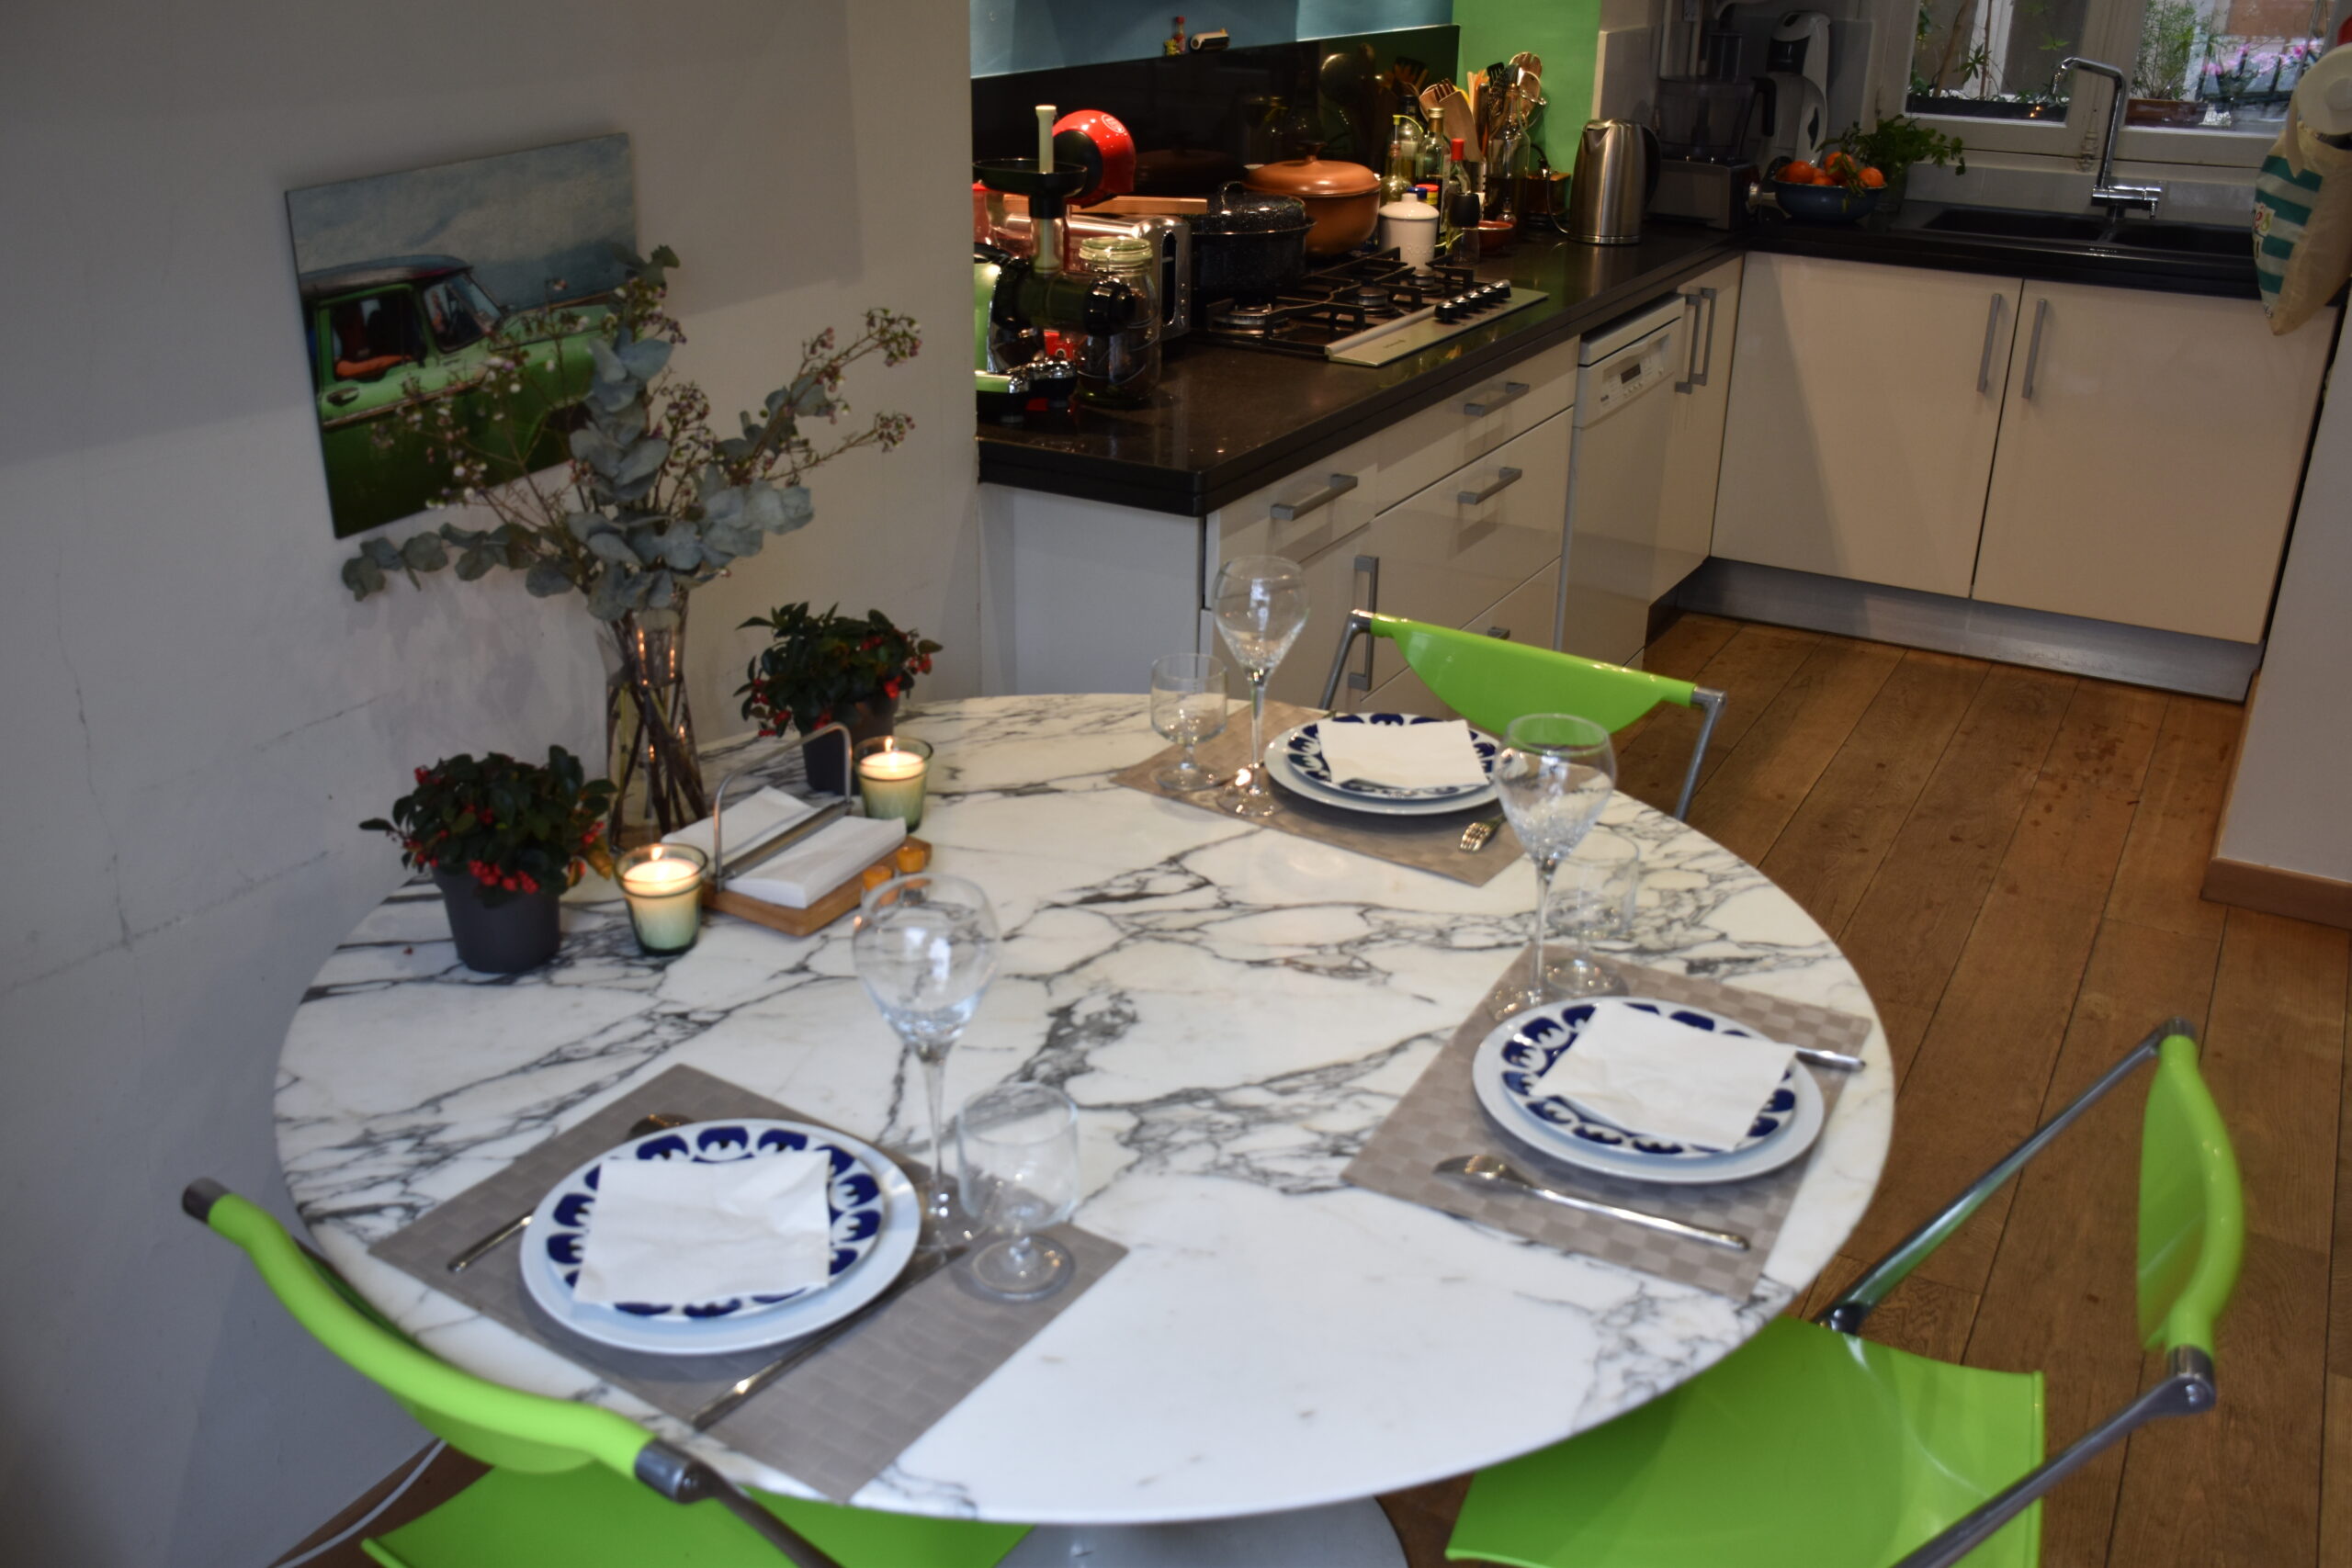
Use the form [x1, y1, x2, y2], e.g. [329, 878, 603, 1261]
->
[0, 4, 973, 1562]
[2216, 316, 2352, 884]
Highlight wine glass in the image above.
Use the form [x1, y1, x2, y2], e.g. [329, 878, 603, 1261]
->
[852, 874, 1001, 1243]
[1544, 840, 1641, 988]
[956, 1082, 1082, 1300]
[1212, 555, 1309, 819]
[1491, 714, 1623, 1016]
[1149, 653, 1228, 792]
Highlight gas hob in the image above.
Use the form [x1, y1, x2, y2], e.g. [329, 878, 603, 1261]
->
[1193, 254, 1547, 367]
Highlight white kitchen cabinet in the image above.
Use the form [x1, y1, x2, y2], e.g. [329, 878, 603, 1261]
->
[1358, 559, 1562, 717]
[1713, 253, 2018, 597]
[1971, 283, 2334, 643]
[1657, 254, 1745, 597]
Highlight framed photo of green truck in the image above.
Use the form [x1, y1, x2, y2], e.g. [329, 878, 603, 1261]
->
[286, 135, 638, 538]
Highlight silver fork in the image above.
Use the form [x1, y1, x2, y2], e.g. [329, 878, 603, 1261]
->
[1459, 814, 1504, 852]
[1434, 1154, 1749, 1251]
[445, 1111, 691, 1274]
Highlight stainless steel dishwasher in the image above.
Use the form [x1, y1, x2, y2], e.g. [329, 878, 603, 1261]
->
[1556, 297, 1688, 665]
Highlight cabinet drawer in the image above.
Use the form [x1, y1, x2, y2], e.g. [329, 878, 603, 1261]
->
[1357, 410, 1573, 692]
[1214, 428, 1385, 575]
[1259, 520, 1374, 711]
[1355, 558, 1562, 718]
[1371, 333, 1580, 506]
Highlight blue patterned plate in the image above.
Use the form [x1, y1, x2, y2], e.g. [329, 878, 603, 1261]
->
[1282, 714, 1499, 802]
[536, 1120, 887, 1321]
[1469, 998, 1826, 1185]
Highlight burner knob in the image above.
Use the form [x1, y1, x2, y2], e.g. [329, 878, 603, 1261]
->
[1438, 297, 1465, 321]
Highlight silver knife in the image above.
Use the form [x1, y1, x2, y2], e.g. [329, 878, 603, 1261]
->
[1793, 1045, 1865, 1072]
[719, 800, 850, 882]
[690, 1247, 954, 1429]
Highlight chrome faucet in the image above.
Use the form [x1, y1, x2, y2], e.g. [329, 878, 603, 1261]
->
[2061, 57, 2163, 220]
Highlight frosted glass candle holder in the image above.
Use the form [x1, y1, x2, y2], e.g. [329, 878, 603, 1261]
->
[855, 737, 933, 829]
[616, 842, 707, 956]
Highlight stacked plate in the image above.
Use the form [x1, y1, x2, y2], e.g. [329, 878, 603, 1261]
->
[1264, 714, 1500, 817]
[1470, 998, 1825, 1185]
[520, 1118, 918, 1354]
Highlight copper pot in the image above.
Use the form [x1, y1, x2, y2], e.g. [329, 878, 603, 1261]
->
[1242, 153, 1380, 257]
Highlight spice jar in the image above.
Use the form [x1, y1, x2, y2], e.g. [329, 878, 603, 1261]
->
[1075, 234, 1159, 408]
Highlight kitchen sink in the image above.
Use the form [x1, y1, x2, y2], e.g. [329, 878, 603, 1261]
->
[2105, 221, 2249, 256]
[1920, 206, 2248, 260]
[1922, 209, 2112, 241]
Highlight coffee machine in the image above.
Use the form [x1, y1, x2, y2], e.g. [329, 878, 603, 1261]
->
[1760, 12, 1832, 165]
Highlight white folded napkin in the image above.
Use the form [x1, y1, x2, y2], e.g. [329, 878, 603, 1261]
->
[1316, 718, 1487, 791]
[1529, 1000, 1797, 1150]
[662, 786, 816, 864]
[728, 817, 907, 909]
[571, 1152, 832, 1307]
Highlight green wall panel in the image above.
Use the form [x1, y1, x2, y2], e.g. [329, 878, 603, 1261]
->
[1453, 0, 1604, 168]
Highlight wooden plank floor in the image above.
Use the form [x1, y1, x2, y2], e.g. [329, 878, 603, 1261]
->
[281, 615, 2346, 1566]
[1385, 615, 2350, 1568]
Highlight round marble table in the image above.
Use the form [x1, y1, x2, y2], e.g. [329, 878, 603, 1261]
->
[277, 694, 1893, 1529]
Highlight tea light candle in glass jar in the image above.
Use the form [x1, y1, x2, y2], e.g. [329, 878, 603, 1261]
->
[616, 843, 708, 955]
[855, 737, 933, 829]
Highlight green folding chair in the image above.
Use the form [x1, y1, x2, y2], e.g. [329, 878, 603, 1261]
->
[1444, 1019, 2243, 1568]
[182, 1182, 1030, 1568]
[1317, 611, 1728, 818]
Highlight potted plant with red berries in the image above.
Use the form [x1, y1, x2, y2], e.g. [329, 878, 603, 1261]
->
[362, 746, 617, 974]
[737, 604, 942, 794]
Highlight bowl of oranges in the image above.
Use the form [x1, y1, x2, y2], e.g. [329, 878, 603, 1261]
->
[1771, 152, 1886, 223]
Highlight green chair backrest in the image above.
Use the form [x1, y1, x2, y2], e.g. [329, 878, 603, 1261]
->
[2136, 1032, 2245, 1358]
[188, 1185, 651, 1481]
[1360, 614, 1700, 737]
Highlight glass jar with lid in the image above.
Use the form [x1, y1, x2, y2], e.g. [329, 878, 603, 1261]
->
[1075, 233, 1159, 408]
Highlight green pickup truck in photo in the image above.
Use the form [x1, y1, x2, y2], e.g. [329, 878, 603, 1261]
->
[300, 255, 610, 536]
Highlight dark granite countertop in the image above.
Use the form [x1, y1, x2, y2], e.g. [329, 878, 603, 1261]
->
[1748, 200, 2257, 299]
[976, 229, 1739, 517]
[978, 207, 2256, 517]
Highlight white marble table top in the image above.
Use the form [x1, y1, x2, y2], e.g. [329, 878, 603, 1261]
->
[277, 694, 1893, 1526]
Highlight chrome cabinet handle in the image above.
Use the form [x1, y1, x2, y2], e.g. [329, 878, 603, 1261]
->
[1270, 471, 1358, 522]
[1674, 286, 1720, 393]
[1463, 380, 1530, 417]
[2021, 297, 2049, 400]
[1346, 554, 1380, 694]
[1977, 293, 2005, 394]
[1486, 625, 1512, 639]
[1457, 467, 1524, 506]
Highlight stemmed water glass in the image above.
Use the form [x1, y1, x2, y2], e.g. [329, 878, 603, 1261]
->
[852, 873, 1001, 1243]
[1149, 653, 1228, 792]
[1212, 555, 1309, 818]
[956, 1083, 1082, 1300]
[1491, 714, 1623, 1017]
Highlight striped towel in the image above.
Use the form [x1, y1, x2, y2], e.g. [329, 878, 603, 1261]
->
[2256, 117, 2352, 334]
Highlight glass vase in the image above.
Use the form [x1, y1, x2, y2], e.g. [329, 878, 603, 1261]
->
[602, 604, 708, 844]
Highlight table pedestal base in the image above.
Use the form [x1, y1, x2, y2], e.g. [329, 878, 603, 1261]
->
[1001, 1497, 1408, 1567]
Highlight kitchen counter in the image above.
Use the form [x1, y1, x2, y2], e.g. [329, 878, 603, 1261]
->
[978, 206, 2260, 519]
[976, 229, 1739, 517]
[1748, 199, 2258, 299]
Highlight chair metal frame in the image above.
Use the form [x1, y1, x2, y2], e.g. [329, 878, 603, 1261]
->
[1814, 1019, 2221, 1568]
[181, 1180, 847, 1568]
[1316, 609, 1727, 819]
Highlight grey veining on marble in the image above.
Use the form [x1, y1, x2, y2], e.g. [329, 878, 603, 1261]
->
[276, 694, 1894, 1526]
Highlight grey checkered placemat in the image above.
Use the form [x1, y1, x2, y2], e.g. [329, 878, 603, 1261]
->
[1342, 956, 1871, 1300]
[369, 1065, 1125, 1502]
[1111, 701, 1523, 887]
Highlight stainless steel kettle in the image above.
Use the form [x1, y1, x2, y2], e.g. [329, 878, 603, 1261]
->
[1565, 119, 1661, 245]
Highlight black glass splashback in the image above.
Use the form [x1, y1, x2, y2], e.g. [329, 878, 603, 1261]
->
[971, 25, 1459, 191]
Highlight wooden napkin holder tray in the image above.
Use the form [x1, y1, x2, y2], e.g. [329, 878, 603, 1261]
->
[702, 837, 931, 938]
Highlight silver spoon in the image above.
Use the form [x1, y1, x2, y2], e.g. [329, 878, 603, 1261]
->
[1434, 1154, 1749, 1251]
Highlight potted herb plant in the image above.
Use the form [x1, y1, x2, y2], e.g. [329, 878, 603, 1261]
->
[738, 604, 942, 794]
[1831, 116, 1967, 211]
[362, 746, 616, 974]
[337, 247, 922, 840]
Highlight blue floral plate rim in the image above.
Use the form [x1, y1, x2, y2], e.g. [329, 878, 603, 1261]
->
[1285, 714, 1499, 801]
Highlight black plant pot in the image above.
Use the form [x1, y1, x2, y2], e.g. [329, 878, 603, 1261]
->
[435, 870, 563, 975]
[801, 699, 897, 795]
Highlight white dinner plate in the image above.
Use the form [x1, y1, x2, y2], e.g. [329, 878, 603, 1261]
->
[520, 1119, 919, 1356]
[1469, 1001, 1826, 1185]
[1279, 714, 1500, 803]
[1262, 739, 1498, 818]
